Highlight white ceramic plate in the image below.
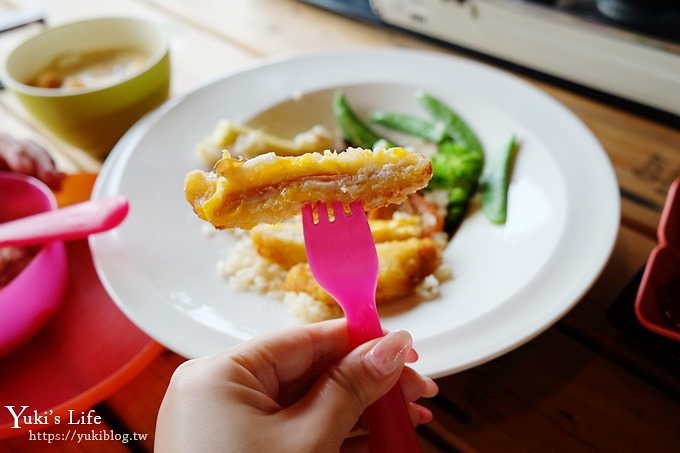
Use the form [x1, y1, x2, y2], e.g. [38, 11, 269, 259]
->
[90, 49, 620, 378]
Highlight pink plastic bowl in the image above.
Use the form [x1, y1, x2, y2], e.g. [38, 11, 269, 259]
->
[0, 172, 67, 357]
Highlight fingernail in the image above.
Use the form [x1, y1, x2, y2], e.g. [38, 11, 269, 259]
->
[416, 406, 433, 424]
[423, 377, 438, 397]
[365, 331, 412, 377]
[406, 347, 419, 363]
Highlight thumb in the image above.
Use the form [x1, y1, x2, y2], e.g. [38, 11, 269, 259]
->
[288, 331, 413, 445]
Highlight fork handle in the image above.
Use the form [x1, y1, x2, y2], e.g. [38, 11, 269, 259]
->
[365, 386, 422, 453]
[349, 320, 422, 453]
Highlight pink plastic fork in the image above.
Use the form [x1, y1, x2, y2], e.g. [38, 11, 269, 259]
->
[301, 201, 421, 453]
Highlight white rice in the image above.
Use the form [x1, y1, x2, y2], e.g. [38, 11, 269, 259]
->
[217, 232, 451, 323]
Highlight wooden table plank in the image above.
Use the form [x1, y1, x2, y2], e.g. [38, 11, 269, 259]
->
[620, 198, 664, 239]
[144, 0, 447, 55]
[559, 226, 680, 395]
[535, 84, 680, 207]
[0, 100, 84, 173]
[426, 326, 680, 452]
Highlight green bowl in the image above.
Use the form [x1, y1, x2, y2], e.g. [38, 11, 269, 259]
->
[0, 17, 170, 160]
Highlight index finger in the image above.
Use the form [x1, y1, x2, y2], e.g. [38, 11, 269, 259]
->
[216, 319, 352, 394]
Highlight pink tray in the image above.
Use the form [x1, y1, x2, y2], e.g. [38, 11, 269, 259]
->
[635, 177, 680, 342]
[0, 174, 164, 438]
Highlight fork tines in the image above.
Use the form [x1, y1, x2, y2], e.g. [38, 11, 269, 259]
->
[303, 201, 363, 225]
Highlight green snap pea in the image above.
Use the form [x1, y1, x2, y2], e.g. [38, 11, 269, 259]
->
[369, 111, 446, 143]
[415, 92, 485, 232]
[481, 136, 519, 224]
[417, 92, 483, 153]
[331, 89, 515, 233]
[332, 91, 392, 149]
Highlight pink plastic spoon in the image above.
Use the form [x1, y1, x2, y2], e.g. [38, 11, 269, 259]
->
[0, 196, 129, 247]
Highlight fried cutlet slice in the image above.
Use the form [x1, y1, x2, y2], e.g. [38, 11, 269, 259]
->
[184, 147, 432, 230]
[250, 221, 307, 269]
[250, 214, 425, 269]
[283, 237, 442, 306]
[195, 120, 335, 165]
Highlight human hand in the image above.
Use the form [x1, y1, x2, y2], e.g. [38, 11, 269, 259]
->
[155, 319, 438, 452]
[0, 132, 63, 190]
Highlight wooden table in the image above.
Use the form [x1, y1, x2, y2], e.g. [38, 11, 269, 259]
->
[1, 1, 678, 451]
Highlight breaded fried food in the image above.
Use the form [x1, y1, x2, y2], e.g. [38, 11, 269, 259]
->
[184, 147, 432, 230]
[195, 120, 335, 165]
[250, 214, 425, 269]
[283, 237, 442, 306]
[369, 214, 424, 243]
[250, 221, 307, 269]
